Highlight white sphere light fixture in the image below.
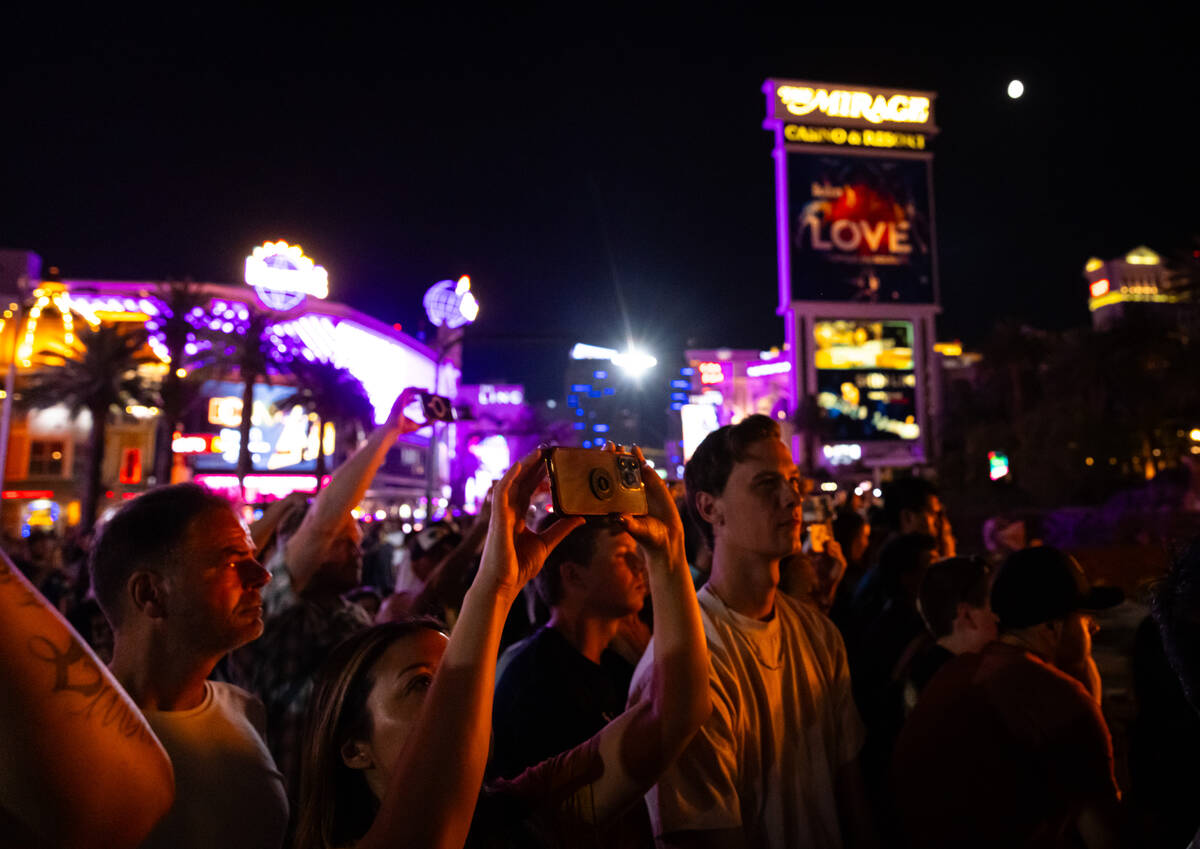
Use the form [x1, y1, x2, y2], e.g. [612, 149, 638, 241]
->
[423, 275, 479, 329]
[1007, 79, 1024, 99]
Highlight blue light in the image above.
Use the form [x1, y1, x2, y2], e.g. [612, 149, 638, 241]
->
[593, 424, 610, 433]
[593, 370, 608, 380]
[576, 408, 585, 416]
[571, 384, 590, 392]
[582, 439, 593, 448]
[680, 367, 695, 376]
[670, 402, 684, 411]
[670, 379, 690, 389]
[671, 392, 688, 401]
[574, 422, 586, 430]
[588, 389, 601, 398]
[567, 395, 578, 406]
[602, 388, 615, 396]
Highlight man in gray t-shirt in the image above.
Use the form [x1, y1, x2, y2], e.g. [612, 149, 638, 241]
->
[92, 483, 287, 849]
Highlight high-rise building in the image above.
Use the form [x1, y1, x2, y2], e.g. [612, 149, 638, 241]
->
[563, 357, 638, 449]
[1084, 246, 1187, 331]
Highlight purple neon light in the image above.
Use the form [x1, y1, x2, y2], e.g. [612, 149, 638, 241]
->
[772, 125, 791, 315]
[65, 289, 452, 427]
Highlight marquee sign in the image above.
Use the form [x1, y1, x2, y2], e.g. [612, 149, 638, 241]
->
[765, 80, 938, 133]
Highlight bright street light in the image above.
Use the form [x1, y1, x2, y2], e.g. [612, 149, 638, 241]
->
[612, 348, 657, 375]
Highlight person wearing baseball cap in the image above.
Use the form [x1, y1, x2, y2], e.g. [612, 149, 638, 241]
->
[891, 546, 1124, 849]
[991, 546, 1123, 702]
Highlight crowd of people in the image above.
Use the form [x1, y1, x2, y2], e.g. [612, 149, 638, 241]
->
[4, 395, 1200, 848]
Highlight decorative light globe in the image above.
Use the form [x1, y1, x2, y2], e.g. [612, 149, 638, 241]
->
[423, 276, 477, 329]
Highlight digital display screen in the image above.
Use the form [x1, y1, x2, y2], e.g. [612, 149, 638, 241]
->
[187, 380, 331, 473]
[813, 320, 919, 441]
[788, 153, 935, 303]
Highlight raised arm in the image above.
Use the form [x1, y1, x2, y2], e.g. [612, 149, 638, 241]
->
[0, 549, 175, 849]
[585, 447, 711, 821]
[358, 452, 584, 849]
[288, 387, 421, 593]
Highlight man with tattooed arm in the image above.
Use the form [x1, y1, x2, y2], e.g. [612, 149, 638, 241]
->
[90, 483, 289, 849]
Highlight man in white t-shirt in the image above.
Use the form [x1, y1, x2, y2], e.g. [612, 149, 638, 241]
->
[628, 415, 873, 849]
[91, 484, 288, 849]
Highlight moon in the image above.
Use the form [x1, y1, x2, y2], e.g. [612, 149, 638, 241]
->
[1007, 79, 1024, 99]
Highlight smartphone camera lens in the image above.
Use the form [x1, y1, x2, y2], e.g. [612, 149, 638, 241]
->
[589, 468, 614, 500]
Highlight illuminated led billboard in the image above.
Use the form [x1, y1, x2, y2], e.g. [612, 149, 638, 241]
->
[188, 380, 333, 473]
[813, 319, 919, 441]
[789, 154, 934, 303]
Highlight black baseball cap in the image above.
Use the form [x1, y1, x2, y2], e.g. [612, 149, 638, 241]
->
[991, 545, 1124, 630]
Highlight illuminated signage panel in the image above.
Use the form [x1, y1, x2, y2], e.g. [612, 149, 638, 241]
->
[697, 361, 728, 385]
[789, 154, 934, 303]
[477, 384, 524, 406]
[768, 80, 937, 132]
[189, 381, 334, 473]
[245, 240, 329, 311]
[814, 320, 919, 441]
[681, 403, 720, 461]
[746, 359, 792, 378]
[783, 123, 927, 151]
[988, 451, 1010, 481]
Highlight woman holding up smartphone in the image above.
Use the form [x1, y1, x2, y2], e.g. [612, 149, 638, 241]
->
[293, 447, 710, 849]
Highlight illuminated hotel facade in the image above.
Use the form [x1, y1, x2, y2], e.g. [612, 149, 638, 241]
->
[0, 245, 459, 535]
[762, 79, 943, 477]
[1083, 246, 1187, 331]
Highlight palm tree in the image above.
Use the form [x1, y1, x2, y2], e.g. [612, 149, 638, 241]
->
[22, 324, 158, 532]
[273, 357, 375, 484]
[210, 306, 296, 496]
[150, 279, 212, 485]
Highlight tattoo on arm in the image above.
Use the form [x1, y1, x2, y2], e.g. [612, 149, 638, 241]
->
[26, 634, 155, 743]
[0, 557, 41, 608]
[4, 556, 152, 744]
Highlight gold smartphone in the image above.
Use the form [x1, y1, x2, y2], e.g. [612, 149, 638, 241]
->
[544, 447, 648, 517]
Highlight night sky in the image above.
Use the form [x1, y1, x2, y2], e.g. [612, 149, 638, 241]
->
[2, 13, 1195, 399]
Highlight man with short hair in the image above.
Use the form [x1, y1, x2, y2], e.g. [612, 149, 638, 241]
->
[882, 476, 955, 559]
[892, 546, 1123, 849]
[231, 387, 423, 799]
[905, 556, 998, 697]
[491, 517, 647, 779]
[629, 414, 871, 849]
[92, 483, 287, 849]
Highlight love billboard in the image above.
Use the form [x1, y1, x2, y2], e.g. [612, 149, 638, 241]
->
[787, 153, 935, 304]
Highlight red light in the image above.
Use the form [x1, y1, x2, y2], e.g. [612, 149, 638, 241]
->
[698, 361, 726, 385]
[393, 323, 403, 332]
[118, 448, 142, 485]
[1090, 279, 1110, 298]
[1, 490, 54, 499]
[105, 490, 115, 498]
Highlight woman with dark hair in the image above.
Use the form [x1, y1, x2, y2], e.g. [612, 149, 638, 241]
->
[293, 448, 709, 849]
